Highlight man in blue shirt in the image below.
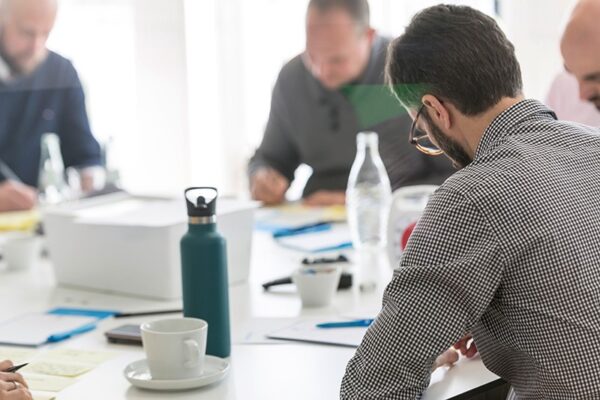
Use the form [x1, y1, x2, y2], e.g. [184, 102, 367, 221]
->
[0, 0, 101, 212]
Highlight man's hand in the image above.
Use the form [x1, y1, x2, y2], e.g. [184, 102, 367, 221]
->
[77, 166, 106, 193]
[431, 335, 478, 371]
[432, 348, 459, 371]
[250, 168, 289, 205]
[0, 181, 37, 212]
[453, 334, 478, 358]
[0, 360, 32, 400]
[303, 190, 345, 206]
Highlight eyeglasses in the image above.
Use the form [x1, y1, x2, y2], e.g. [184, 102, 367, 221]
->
[409, 105, 443, 156]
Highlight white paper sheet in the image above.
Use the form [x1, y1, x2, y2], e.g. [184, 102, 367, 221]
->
[0, 314, 98, 347]
[266, 319, 368, 347]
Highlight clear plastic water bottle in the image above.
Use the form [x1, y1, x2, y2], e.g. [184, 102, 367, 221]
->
[38, 133, 70, 204]
[346, 132, 392, 290]
[103, 136, 122, 189]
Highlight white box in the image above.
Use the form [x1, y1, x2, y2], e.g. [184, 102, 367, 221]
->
[42, 192, 257, 299]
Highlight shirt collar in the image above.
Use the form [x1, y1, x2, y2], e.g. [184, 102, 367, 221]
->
[0, 54, 13, 83]
[475, 99, 557, 159]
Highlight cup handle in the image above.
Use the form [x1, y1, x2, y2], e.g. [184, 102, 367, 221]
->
[183, 339, 201, 369]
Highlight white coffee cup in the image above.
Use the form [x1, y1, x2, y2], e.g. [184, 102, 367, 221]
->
[141, 318, 207, 380]
[3, 233, 42, 271]
[292, 265, 342, 308]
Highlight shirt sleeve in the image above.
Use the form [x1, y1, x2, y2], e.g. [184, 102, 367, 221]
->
[57, 65, 102, 169]
[340, 187, 505, 399]
[247, 72, 301, 183]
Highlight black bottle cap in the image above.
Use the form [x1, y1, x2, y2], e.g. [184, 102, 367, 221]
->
[184, 187, 218, 217]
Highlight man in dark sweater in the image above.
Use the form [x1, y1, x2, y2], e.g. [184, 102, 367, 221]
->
[248, 0, 455, 206]
[0, 0, 101, 212]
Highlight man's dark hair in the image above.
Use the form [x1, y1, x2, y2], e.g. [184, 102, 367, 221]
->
[386, 5, 522, 115]
[308, 0, 370, 31]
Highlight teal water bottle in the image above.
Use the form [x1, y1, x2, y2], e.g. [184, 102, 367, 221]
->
[181, 187, 231, 358]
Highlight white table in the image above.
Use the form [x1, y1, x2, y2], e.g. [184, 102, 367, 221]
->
[0, 232, 501, 399]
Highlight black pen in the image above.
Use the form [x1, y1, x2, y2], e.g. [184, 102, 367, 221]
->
[114, 309, 182, 318]
[4, 363, 28, 373]
[0, 158, 20, 182]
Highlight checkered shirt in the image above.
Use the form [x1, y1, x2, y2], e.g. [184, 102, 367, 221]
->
[340, 100, 600, 399]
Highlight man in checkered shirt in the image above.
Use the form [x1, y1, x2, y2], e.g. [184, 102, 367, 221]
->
[340, 4, 600, 400]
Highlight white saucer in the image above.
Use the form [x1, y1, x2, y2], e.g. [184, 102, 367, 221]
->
[124, 355, 230, 391]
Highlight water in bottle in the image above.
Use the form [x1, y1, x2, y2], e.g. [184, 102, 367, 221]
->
[346, 132, 392, 290]
[38, 133, 70, 204]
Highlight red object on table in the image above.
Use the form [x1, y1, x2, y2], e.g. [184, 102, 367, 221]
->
[400, 221, 418, 251]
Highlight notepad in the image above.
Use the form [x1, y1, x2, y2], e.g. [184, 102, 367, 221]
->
[275, 224, 353, 253]
[0, 209, 40, 232]
[255, 204, 347, 232]
[26, 348, 116, 377]
[0, 314, 98, 347]
[25, 373, 76, 392]
[266, 319, 368, 347]
[0, 346, 36, 363]
[0, 346, 114, 399]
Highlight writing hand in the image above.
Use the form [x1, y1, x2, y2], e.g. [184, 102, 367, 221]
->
[0, 360, 31, 400]
[0, 181, 37, 212]
[250, 167, 289, 205]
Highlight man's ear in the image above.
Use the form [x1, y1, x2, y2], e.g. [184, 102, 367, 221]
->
[365, 27, 376, 45]
[421, 94, 452, 130]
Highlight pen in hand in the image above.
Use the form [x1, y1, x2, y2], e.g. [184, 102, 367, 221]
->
[4, 363, 28, 373]
[0, 158, 21, 182]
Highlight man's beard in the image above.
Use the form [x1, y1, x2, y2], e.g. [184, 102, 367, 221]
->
[422, 110, 473, 169]
[589, 95, 600, 112]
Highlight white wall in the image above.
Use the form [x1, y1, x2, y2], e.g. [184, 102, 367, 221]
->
[501, 0, 577, 100]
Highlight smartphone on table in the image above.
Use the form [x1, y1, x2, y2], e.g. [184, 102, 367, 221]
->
[105, 324, 142, 345]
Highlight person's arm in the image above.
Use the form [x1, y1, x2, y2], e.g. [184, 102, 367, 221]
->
[340, 187, 505, 399]
[0, 360, 31, 399]
[248, 71, 301, 204]
[57, 65, 102, 175]
[302, 190, 345, 206]
[0, 181, 37, 212]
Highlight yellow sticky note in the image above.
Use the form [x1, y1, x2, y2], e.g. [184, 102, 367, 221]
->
[23, 373, 75, 392]
[32, 391, 56, 400]
[43, 349, 115, 365]
[321, 205, 347, 222]
[0, 346, 36, 364]
[25, 361, 92, 378]
[0, 209, 39, 232]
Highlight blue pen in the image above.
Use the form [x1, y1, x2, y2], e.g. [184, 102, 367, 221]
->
[47, 322, 97, 343]
[316, 319, 374, 329]
[273, 222, 331, 238]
